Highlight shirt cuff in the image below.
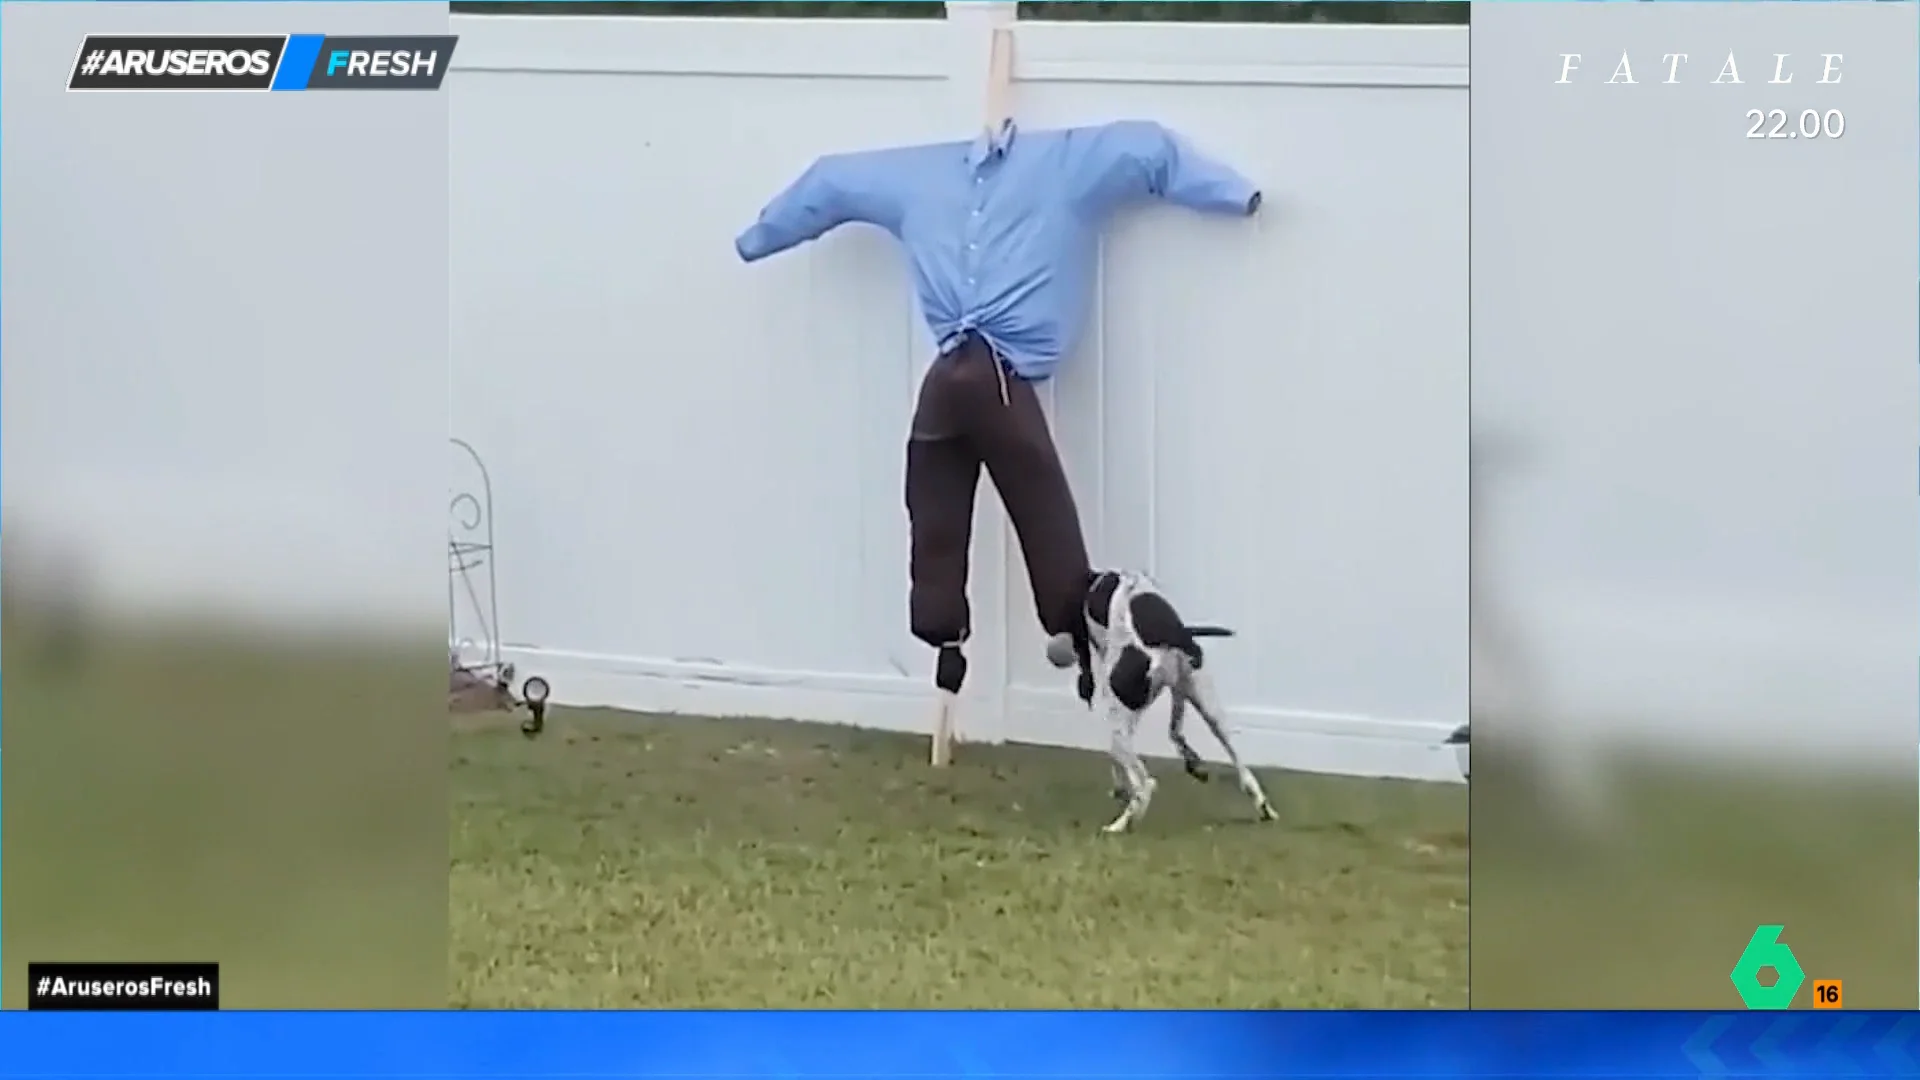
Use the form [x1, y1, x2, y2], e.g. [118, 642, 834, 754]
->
[734, 226, 765, 263]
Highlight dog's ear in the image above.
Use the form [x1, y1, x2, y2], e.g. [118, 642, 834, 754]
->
[1070, 622, 1095, 705]
[1084, 571, 1119, 628]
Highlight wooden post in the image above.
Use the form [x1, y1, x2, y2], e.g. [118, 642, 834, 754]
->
[930, 18, 1016, 771]
[983, 26, 1014, 136]
[931, 689, 956, 768]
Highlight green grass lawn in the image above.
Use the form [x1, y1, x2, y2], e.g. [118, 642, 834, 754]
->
[2, 624, 448, 1009]
[451, 708, 1468, 1008]
[1470, 743, 1918, 1009]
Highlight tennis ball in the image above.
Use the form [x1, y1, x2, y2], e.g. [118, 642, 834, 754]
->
[1045, 633, 1077, 669]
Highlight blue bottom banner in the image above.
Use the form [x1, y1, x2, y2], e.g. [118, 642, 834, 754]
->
[1, 1010, 1918, 1076]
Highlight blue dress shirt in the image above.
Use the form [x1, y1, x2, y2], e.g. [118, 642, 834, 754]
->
[735, 120, 1261, 381]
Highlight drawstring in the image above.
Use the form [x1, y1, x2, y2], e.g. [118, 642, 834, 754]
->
[951, 331, 1012, 407]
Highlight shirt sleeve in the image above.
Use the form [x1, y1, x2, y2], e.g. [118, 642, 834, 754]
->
[735, 152, 901, 262]
[1078, 120, 1262, 218]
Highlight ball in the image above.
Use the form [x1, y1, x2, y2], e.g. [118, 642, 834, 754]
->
[1045, 633, 1077, 669]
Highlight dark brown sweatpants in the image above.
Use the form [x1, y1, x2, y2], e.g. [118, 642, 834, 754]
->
[904, 334, 1091, 667]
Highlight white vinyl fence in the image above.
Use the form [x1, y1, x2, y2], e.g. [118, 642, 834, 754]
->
[449, 6, 1469, 783]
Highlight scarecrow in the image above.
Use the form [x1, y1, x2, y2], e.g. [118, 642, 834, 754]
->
[736, 31, 1262, 764]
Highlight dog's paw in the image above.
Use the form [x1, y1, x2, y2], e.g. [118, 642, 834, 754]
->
[1076, 669, 1096, 707]
[1182, 759, 1209, 782]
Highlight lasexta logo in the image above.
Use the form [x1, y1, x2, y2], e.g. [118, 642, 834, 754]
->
[1729, 924, 1805, 1009]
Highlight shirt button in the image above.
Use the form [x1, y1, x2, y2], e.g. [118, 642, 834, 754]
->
[971, 209, 981, 217]
[967, 243, 977, 251]
[967, 277, 976, 285]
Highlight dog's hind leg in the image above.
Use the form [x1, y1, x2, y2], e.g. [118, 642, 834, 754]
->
[1186, 667, 1277, 821]
[1167, 688, 1209, 782]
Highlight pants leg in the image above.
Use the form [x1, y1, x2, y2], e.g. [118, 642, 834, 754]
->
[905, 437, 981, 649]
[904, 350, 984, 652]
[976, 372, 1093, 640]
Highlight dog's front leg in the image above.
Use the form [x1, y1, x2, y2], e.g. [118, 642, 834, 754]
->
[1108, 760, 1131, 804]
[1102, 698, 1155, 834]
[1089, 680, 1132, 804]
[1076, 656, 1131, 801]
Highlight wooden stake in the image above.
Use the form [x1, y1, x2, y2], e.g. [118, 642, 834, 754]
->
[983, 26, 1014, 136]
[930, 24, 1012, 773]
[931, 689, 957, 768]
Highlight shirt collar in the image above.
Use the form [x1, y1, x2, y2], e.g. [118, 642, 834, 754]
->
[966, 118, 1017, 170]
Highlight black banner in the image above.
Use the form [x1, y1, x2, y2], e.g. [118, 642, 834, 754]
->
[68, 36, 285, 91]
[27, 962, 220, 1010]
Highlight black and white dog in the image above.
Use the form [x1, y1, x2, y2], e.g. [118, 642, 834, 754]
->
[1048, 569, 1278, 833]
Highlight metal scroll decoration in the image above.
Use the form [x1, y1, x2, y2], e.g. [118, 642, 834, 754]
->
[449, 437, 551, 737]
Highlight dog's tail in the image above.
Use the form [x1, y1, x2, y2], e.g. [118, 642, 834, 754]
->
[1186, 624, 1236, 639]
[1445, 724, 1470, 745]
